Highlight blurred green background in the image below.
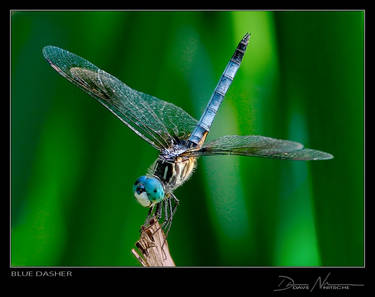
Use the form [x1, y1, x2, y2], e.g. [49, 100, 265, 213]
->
[11, 11, 364, 266]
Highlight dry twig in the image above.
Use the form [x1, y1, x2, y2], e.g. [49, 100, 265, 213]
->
[131, 217, 175, 267]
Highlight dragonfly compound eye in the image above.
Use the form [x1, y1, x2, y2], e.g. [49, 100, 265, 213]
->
[133, 176, 165, 207]
[133, 176, 152, 207]
[144, 177, 165, 203]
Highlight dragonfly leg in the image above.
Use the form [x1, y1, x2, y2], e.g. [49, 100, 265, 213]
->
[161, 195, 179, 249]
[169, 194, 179, 228]
[145, 201, 164, 235]
[156, 201, 163, 221]
[144, 204, 155, 226]
[171, 193, 180, 204]
[162, 197, 169, 228]
[164, 197, 174, 237]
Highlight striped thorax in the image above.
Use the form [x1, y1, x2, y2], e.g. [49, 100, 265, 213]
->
[150, 156, 197, 192]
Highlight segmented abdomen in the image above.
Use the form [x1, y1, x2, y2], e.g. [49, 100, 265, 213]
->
[188, 33, 250, 147]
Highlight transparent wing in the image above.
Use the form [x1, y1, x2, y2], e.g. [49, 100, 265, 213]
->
[42, 46, 197, 150]
[186, 135, 333, 160]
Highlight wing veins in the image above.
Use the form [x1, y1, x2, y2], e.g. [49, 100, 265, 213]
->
[43, 46, 198, 150]
[183, 135, 333, 160]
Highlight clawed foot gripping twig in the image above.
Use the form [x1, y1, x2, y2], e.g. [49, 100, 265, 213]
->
[132, 195, 179, 266]
[131, 216, 175, 266]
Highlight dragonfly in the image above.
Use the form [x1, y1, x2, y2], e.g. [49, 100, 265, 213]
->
[43, 33, 333, 236]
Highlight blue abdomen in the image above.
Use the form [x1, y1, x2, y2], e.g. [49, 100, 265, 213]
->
[188, 33, 250, 147]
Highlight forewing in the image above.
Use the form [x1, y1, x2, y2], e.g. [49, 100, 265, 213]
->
[186, 135, 333, 160]
[42, 46, 197, 150]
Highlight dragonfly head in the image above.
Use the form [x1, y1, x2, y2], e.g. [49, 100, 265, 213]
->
[133, 176, 165, 207]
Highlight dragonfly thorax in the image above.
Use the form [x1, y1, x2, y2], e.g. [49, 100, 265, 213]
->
[149, 155, 197, 193]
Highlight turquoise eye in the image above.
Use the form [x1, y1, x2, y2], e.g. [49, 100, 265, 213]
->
[133, 176, 164, 207]
[145, 177, 164, 202]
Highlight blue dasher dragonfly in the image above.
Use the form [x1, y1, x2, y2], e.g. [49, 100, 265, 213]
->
[43, 33, 333, 235]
